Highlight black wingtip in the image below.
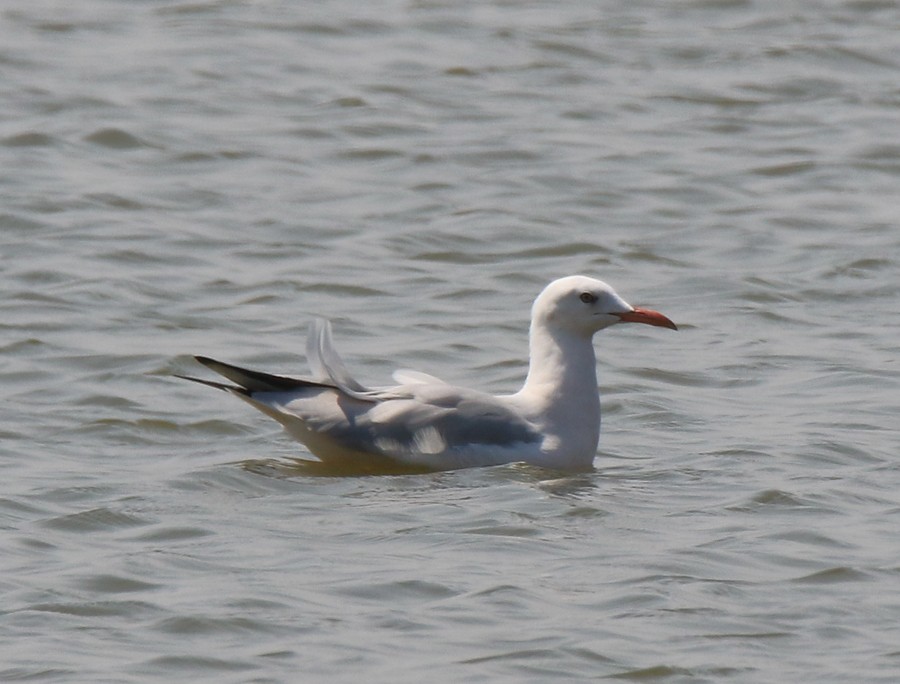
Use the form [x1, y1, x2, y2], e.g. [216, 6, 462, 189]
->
[194, 355, 230, 373]
[174, 373, 249, 395]
[185, 356, 327, 393]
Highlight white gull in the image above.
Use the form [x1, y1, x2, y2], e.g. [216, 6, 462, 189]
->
[179, 276, 677, 472]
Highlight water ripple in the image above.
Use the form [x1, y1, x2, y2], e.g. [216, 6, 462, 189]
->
[2, 1, 899, 682]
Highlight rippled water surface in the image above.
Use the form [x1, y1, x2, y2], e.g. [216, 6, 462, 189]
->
[2, 1, 899, 681]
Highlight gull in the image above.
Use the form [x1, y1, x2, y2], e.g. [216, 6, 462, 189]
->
[178, 276, 676, 472]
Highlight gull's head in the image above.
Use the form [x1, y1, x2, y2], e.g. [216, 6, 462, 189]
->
[532, 275, 678, 336]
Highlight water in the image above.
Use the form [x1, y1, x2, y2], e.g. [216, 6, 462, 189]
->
[2, 0, 899, 681]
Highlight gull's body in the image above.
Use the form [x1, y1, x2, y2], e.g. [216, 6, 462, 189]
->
[179, 276, 676, 472]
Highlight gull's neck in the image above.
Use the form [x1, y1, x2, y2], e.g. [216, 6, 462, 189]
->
[516, 320, 601, 437]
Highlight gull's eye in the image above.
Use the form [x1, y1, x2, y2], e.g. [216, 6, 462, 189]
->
[579, 292, 597, 304]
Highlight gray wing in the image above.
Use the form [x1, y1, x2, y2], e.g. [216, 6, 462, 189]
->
[278, 383, 542, 459]
[181, 320, 537, 465]
[306, 319, 450, 396]
[305, 318, 380, 400]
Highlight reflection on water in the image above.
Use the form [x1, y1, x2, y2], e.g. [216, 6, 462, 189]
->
[240, 456, 439, 478]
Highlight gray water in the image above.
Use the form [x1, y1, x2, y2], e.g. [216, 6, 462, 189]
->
[2, 1, 899, 681]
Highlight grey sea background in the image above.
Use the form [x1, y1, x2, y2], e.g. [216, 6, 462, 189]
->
[2, 1, 899, 682]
